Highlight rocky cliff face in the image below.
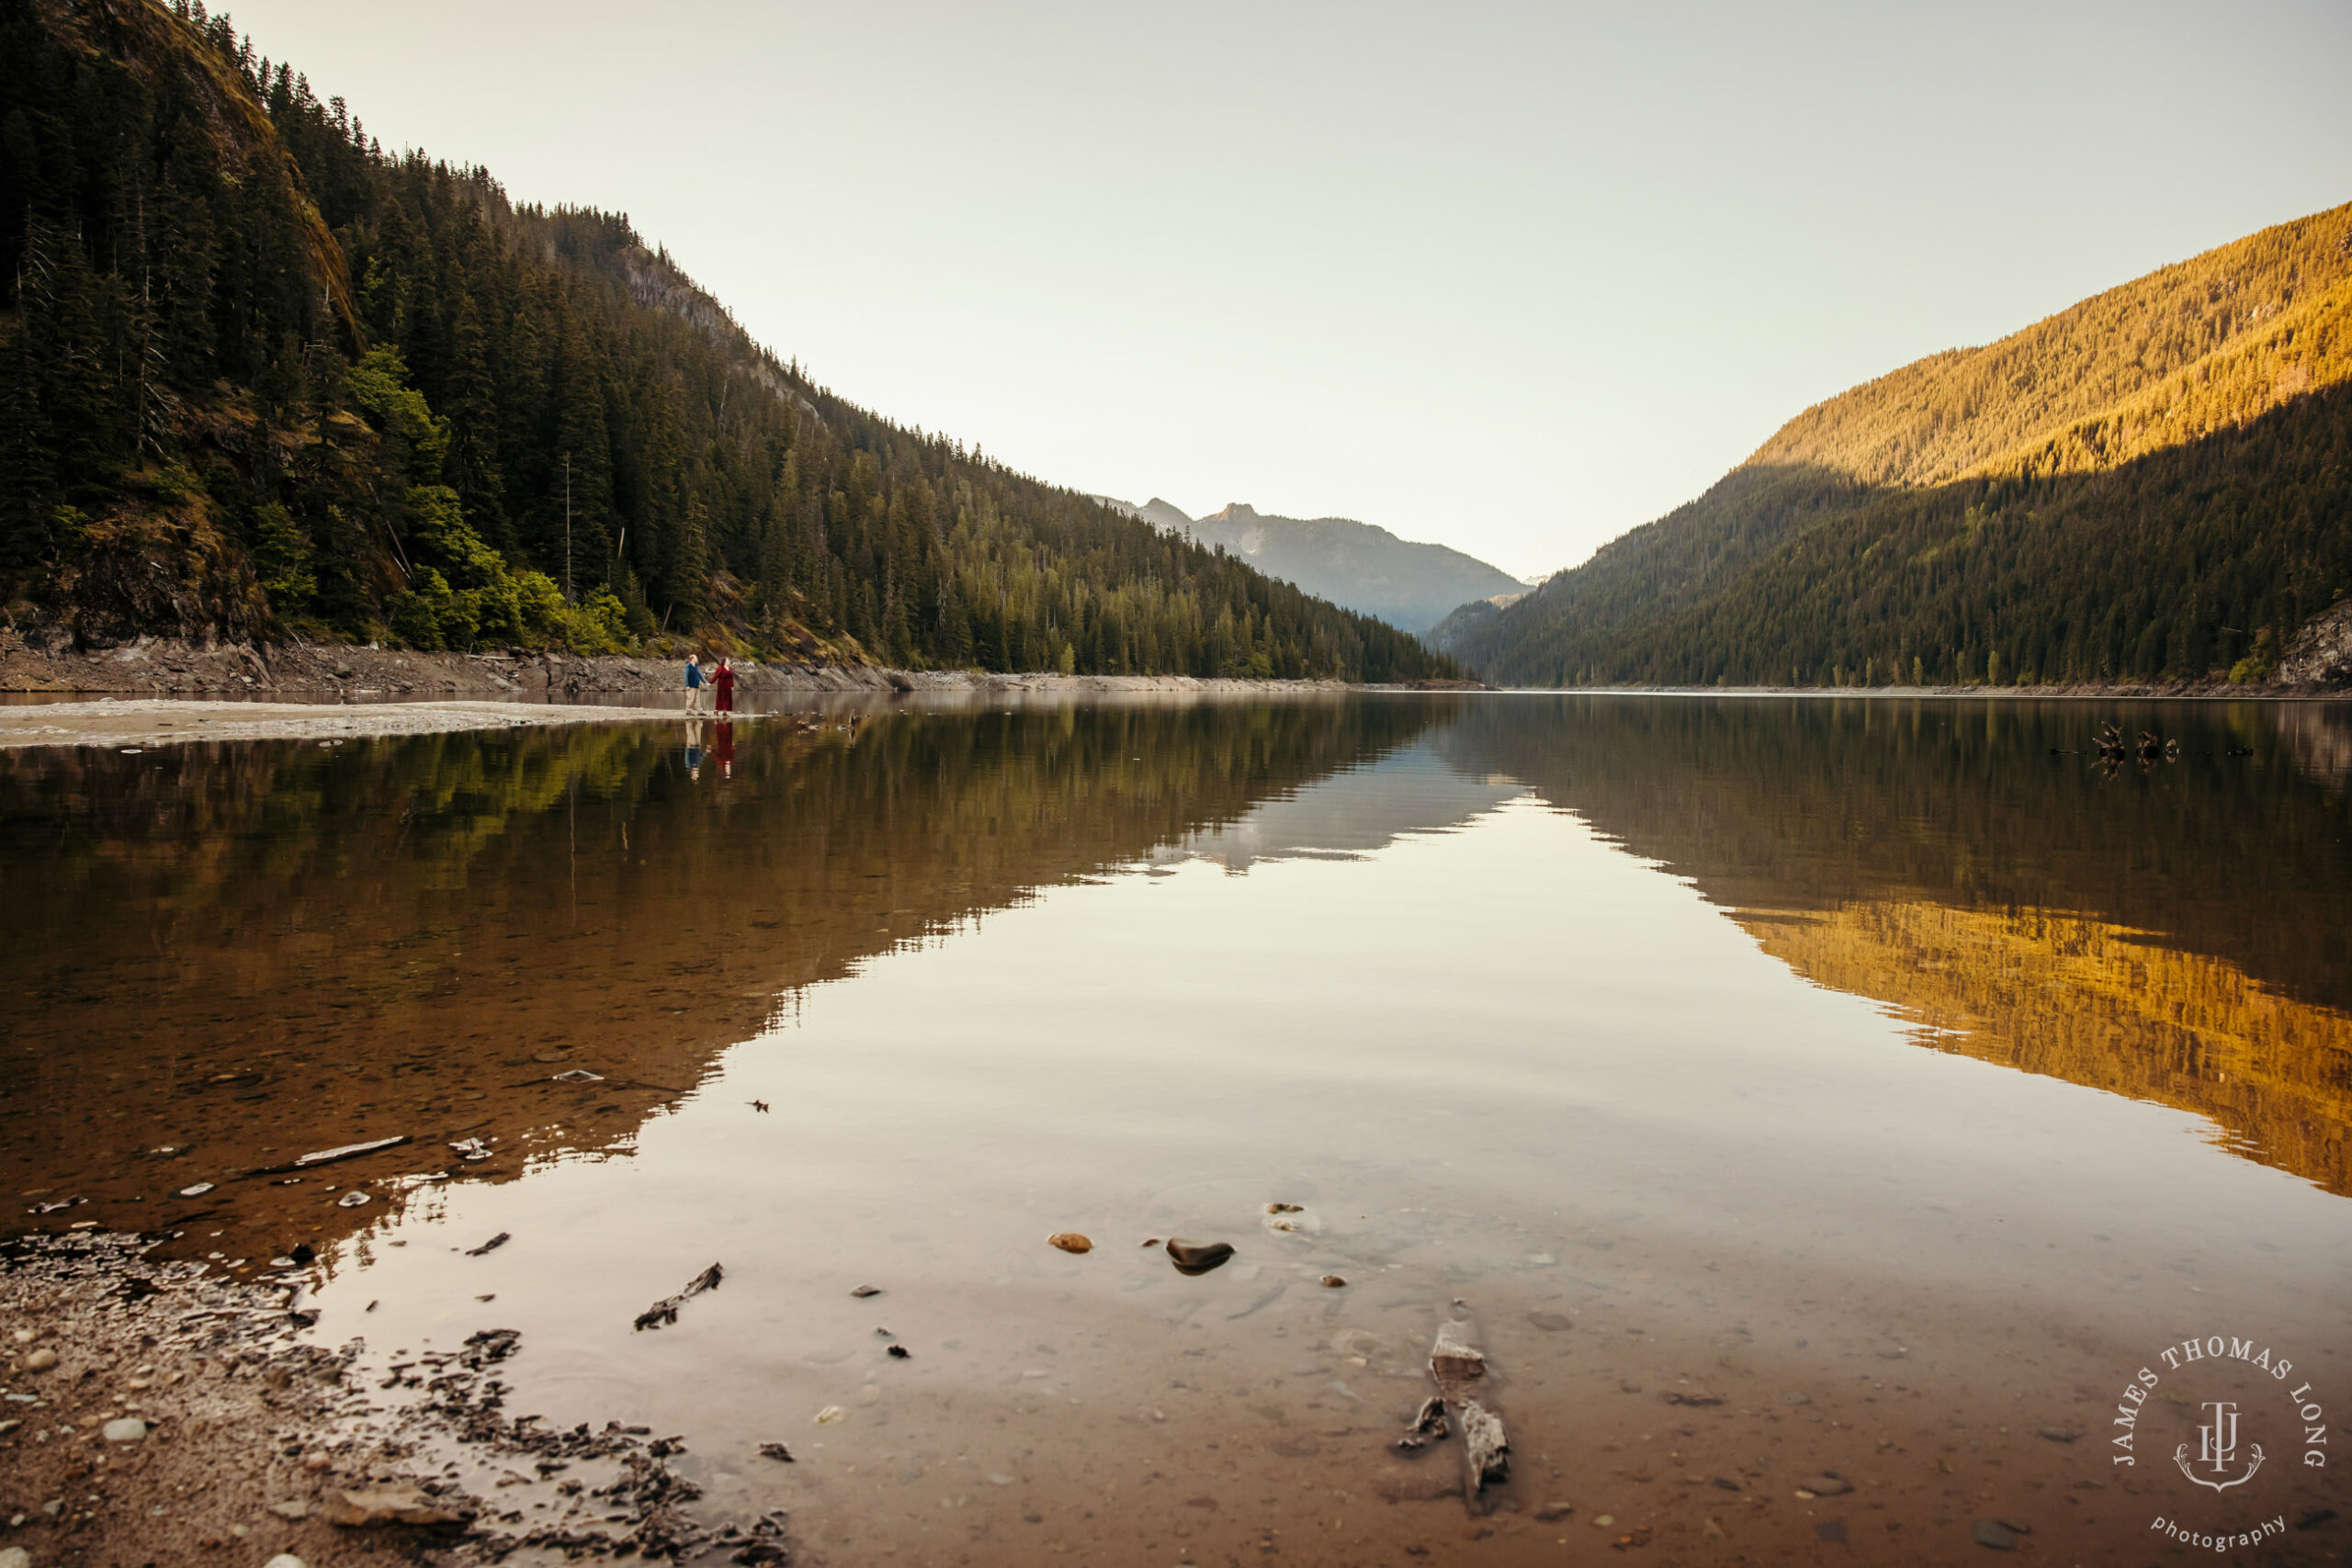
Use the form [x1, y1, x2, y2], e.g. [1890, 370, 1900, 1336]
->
[2278, 599, 2352, 685]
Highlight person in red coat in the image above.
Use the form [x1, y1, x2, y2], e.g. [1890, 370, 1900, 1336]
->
[713, 658, 736, 714]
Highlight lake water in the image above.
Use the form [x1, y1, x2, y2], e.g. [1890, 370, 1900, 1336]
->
[6, 694, 2349, 1563]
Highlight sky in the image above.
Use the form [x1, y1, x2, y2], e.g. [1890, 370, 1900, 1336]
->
[222, 1, 2352, 581]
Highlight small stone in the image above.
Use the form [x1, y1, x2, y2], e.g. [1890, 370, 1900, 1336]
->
[101, 1417, 147, 1442]
[1972, 1519, 2021, 1551]
[1534, 1501, 1576, 1521]
[327, 1485, 458, 1528]
[268, 1500, 311, 1520]
[1321, 1275, 1347, 1288]
[758, 1442, 795, 1462]
[1661, 1387, 1721, 1406]
[176, 1183, 214, 1198]
[1526, 1311, 1574, 1332]
[1799, 1473, 1853, 1496]
[335, 1191, 370, 1208]
[0, 1420, 19, 1438]
[23, 1349, 58, 1372]
[1046, 1233, 1092, 1254]
[2036, 1427, 2076, 1443]
[0, 1550, 28, 1568]
[814, 1405, 845, 1425]
[263, 1556, 308, 1568]
[849, 1285, 882, 1298]
[1591, 1514, 1615, 1528]
[11, 1329, 35, 1344]
[887, 1345, 910, 1359]
[302, 1450, 334, 1471]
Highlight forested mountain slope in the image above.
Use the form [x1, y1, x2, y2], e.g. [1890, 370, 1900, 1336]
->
[1094, 496, 1529, 633]
[1451, 204, 2352, 687]
[0, 0, 1454, 682]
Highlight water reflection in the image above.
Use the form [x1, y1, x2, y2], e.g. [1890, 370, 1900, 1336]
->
[7, 692, 2350, 1563]
[0, 696, 1460, 1258]
[1443, 694, 2352, 1192]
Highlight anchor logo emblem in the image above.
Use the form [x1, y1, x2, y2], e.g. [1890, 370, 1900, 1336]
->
[2175, 1401, 2265, 1493]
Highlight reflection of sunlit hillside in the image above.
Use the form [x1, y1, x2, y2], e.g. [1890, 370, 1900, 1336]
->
[1740, 900, 2352, 1195]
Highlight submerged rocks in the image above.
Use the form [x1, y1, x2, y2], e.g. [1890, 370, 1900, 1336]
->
[1973, 1518, 2030, 1551]
[1164, 1238, 1235, 1275]
[327, 1485, 461, 1528]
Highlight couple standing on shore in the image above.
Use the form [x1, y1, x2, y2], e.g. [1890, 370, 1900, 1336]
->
[684, 654, 735, 715]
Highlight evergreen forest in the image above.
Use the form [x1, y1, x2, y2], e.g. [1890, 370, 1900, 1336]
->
[0, 0, 1456, 682]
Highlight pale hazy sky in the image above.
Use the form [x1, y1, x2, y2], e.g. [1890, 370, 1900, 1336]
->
[226, 0, 2352, 580]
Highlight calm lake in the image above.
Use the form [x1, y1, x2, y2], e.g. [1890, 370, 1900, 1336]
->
[6, 694, 2349, 1563]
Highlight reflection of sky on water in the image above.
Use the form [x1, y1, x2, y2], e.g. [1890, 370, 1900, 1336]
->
[313, 727, 2351, 1562]
[8, 694, 2349, 1562]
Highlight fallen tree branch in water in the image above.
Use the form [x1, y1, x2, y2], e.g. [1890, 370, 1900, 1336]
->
[634, 1263, 724, 1331]
[1429, 1312, 1510, 1502]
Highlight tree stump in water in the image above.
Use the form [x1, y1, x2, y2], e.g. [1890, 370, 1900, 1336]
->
[1428, 1313, 1510, 1500]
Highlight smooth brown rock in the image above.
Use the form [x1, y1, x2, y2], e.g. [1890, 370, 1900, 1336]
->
[327, 1485, 460, 1528]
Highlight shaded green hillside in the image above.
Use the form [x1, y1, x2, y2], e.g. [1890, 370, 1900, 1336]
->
[0, 0, 1456, 682]
[1451, 203, 2352, 687]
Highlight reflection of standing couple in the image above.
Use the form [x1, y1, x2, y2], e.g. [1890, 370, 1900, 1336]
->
[683, 716, 734, 783]
[684, 654, 734, 715]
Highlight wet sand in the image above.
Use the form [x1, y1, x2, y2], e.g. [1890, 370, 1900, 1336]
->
[0, 677, 1421, 750]
[0, 696, 693, 750]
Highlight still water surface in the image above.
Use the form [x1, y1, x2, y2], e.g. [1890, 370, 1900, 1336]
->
[6, 694, 2350, 1563]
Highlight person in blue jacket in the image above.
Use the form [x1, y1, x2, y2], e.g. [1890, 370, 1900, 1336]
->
[684, 654, 709, 714]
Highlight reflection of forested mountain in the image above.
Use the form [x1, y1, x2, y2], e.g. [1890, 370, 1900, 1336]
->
[1, 698, 1452, 1259]
[1443, 695, 2352, 1192]
[1160, 732, 1521, 873]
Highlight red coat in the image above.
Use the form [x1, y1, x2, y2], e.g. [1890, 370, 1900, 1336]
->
[712, 664, 736, 710]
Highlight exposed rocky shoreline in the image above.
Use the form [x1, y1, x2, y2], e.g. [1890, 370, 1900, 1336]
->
[0, 1231, 756, 1568]
[6, 632, 2341, 709]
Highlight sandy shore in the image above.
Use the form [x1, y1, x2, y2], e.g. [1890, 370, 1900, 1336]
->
[0, 696, 701, 750]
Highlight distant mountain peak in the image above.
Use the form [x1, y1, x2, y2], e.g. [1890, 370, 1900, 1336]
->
[1100, 495, 1527, 633]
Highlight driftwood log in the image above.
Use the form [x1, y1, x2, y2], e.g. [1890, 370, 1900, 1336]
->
[633, 1263, 723, 1330]
[1419, 1311, 1510, 1499]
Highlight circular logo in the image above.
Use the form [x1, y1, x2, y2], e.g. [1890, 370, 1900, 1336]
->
[2114, 1334, 2327, 1553]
